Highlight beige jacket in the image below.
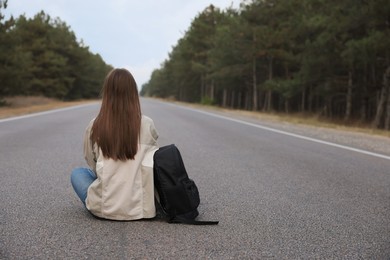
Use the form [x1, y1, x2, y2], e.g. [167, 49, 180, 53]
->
[83, 115, 159, 220]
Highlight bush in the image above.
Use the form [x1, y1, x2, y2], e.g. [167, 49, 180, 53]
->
[200, 96, 215, 106]
[0, 98, 8, 107]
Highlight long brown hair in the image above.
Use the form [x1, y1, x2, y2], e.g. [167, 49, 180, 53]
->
[91, 68, 141, 160]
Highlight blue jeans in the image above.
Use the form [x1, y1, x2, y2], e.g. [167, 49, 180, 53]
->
[71, 168, 97, 206]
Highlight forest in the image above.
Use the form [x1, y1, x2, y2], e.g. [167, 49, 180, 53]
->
[0, 0, 112, 102]
[141, 0, 390, 130]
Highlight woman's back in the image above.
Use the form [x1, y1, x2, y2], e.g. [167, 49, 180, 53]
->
[71, 68, 159, 221]
[85, 116, 159, 220]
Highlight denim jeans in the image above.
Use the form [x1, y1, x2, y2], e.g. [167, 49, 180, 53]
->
[71, 168, 97, 206]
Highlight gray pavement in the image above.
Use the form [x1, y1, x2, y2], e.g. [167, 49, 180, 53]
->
[1, 98, 389, 259]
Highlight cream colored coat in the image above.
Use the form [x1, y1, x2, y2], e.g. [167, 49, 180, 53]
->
[83, 115, 159, 220]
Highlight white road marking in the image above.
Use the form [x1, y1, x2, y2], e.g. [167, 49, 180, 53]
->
[0, 103, 98, 123]
[168, 102, 390, 161]
[3, 100, 389, 161]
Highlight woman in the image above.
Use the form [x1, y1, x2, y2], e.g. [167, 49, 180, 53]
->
[71, 68, 159, 220]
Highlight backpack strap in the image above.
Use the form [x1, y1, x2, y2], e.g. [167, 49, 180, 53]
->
[168, 216, 219, 225]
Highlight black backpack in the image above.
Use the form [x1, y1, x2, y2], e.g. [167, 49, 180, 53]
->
[153, 144, 218, 225]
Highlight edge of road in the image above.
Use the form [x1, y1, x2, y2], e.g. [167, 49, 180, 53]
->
[0, 102, 99, 123]
[2, 97, 389, 159]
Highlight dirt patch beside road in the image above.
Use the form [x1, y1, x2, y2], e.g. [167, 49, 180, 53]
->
[0, 96, 98, 119]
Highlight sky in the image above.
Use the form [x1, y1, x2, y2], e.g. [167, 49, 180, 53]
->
[3, 0, 240, 88]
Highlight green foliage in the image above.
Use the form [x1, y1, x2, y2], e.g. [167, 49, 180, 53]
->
[200, 96, 215, 106]
[0, 97, 7, 107]
[142, 5, 225, 103]
[142, 0, 390, 129]
[0, 9, 112, 100]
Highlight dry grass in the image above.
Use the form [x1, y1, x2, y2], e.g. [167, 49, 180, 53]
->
[1, 96, 388, 137]
[0, 96, 98, 119]
[231, 110, 390, 137]
[170, 100, 390, 138]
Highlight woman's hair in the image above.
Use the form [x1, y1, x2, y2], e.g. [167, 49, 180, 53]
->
[91, 68, 141, 160]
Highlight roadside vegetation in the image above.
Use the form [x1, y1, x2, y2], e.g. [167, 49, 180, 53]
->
[141, 0, 390, 131]
[0, 0, 112, 104]
[0, 96, 98, 119]
[1, 0, 389, 134]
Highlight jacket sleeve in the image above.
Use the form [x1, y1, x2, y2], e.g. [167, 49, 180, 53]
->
[83, 119, 97, 172]
[141, 115, 159, 145]
[149, 118, 159, 144]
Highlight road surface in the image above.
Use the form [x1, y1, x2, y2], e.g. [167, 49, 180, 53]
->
[1, 98, 389, 259]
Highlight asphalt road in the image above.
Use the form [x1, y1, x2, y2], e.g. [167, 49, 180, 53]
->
[1, 98, 389, 259]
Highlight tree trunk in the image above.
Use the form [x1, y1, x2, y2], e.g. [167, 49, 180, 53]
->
[360, 97, 367, 122]
[285, 99, 289, 113]
[383, 67, 390, 130]
[372, 66, 390, 128]
[263, 56, 273, 112]
[179, 85, 183, 101]
[252, 56, 258, 111]
[252, 30, 258, 111]
[360, 64, 368, 121]
[245, 91, 249, 110]
[267, 56, 273, 111]
[200, 74, 205, 100]
[328, 96, 333, 118]
[308, 85, 313, 113]
[231, 91, 235, 108]
[301, 87, 306, 112]
[344, 70, 353, 121]
[238, 92, 242, 109]
[222, 88, 227, 107]
[210, 80, 215, 101]
[264, 91, 272, 111]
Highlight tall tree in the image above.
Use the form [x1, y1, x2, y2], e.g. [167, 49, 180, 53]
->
[142, 0, 390, 129]
[0, 9, 112, 100]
